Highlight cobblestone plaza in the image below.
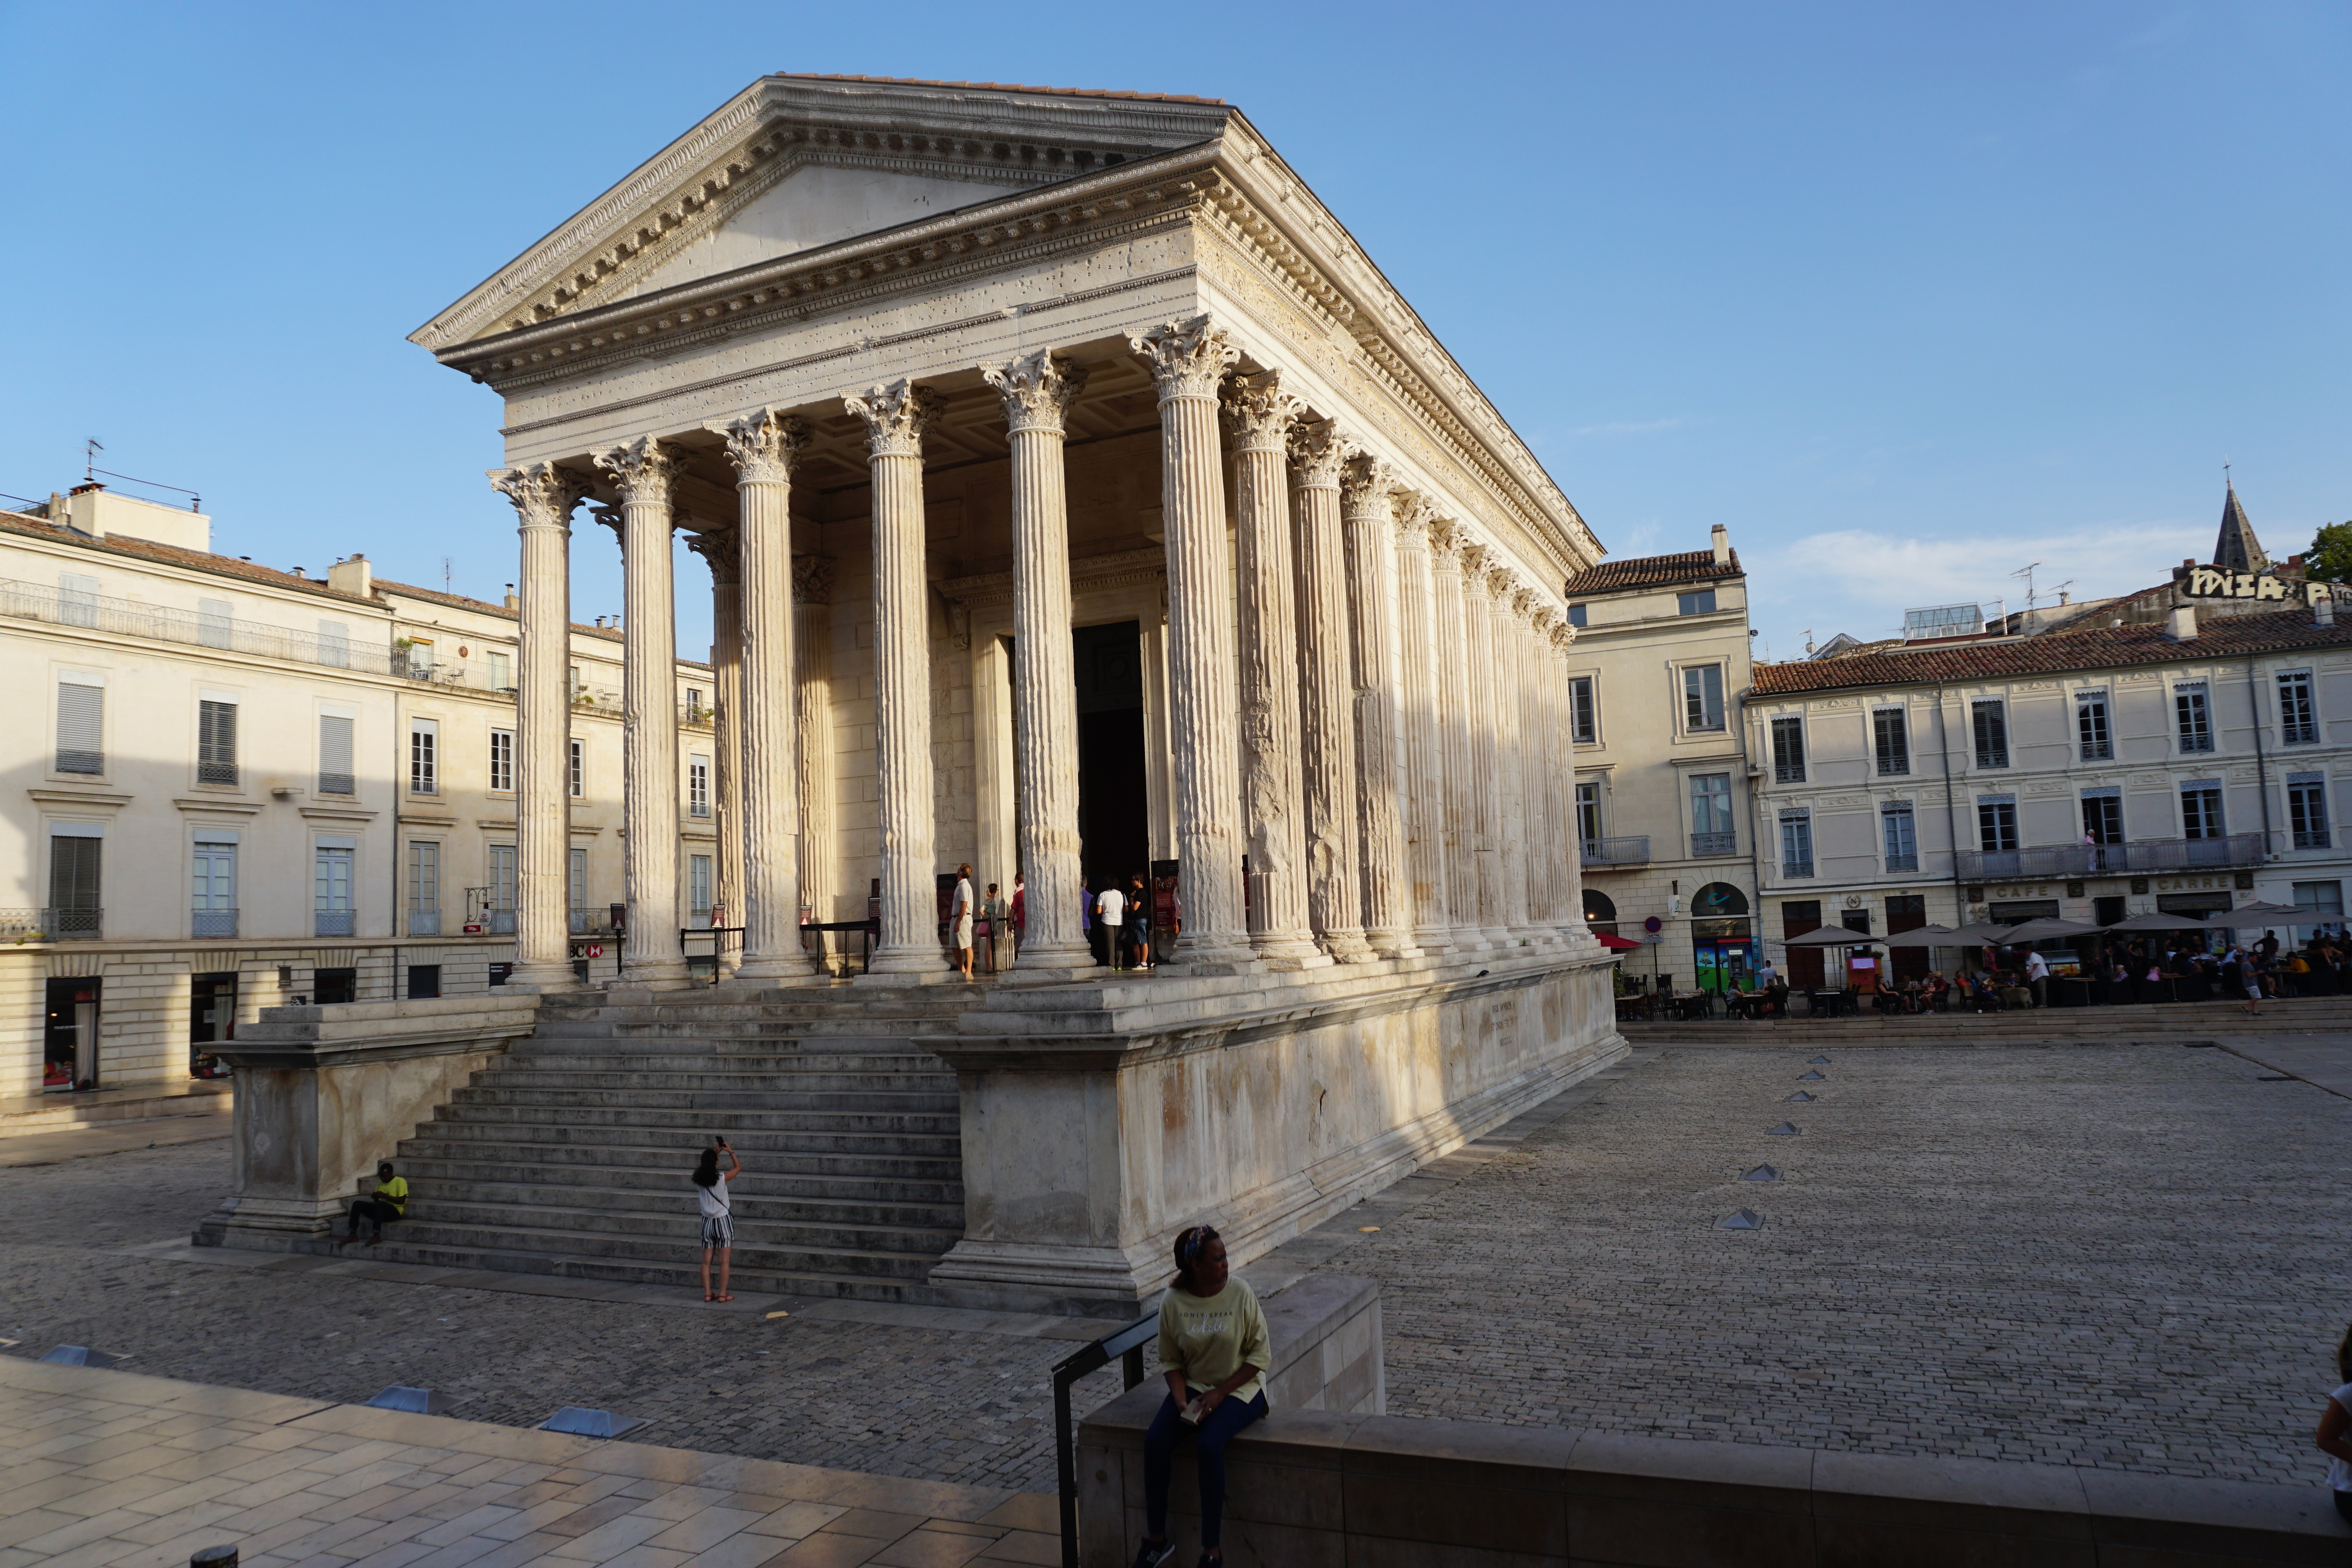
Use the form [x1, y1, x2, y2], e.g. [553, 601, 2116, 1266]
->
[3, 1039, 2346, 1498]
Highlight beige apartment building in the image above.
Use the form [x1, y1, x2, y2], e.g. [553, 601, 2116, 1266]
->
[1565, 524, 1761, 992]
[0, 484, 713, 1098]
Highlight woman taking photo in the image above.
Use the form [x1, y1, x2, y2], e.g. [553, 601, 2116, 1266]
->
[692, 1138, 740, 1302]
[1130, 1225, 1271, 1568]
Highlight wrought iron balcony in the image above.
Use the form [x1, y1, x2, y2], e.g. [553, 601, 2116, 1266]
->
[41, 907, 102, 941]
[407, 909, 442, 937]
[1956, 832, 2267, 882]
[314, 910, 356, 937]
[0, 578, 399, 674]
[1690, 831, 1739, 858]
[485, 910, 517, 935]
[1580, 836, 1651, 868]
[191, 909, 238, 939]
[1781, 860, 1815, 880]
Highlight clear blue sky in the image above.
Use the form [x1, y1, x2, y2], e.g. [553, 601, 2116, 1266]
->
[3, 2, 2344, 661]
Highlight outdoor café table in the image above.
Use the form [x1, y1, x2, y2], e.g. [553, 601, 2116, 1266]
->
[1615, 994, 1651, 1024]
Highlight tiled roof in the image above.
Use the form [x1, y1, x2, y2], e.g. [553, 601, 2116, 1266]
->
[779, 73, 1225, 106]
[1563, 547, 1742, 597]
[1754, 610, 2352, 697]
[375, 577, 622, 646]
[0, 509, 377, 605]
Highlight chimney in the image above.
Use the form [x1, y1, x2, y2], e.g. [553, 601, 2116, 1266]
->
[326, 553, 372, 597]
[2319, 594, 2337, 628]
[2167, 604, 2197, 641]
[1710, 523, 1731, 566]
[503, 583, 519, 613]
[290, 566, 306, 580]
[2058, 590, 2070, 606]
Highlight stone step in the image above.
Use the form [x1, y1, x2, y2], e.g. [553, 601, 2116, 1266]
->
[472, 1068, 956, 1094]
[513, 1040, 953, 1066]
[450, 1085, 959, 1115]
[403, 1197, 959, 1255]
[427, 1102, 961, 1135]
[336, 1235, 961, 1306]
[405, 1121, 961, 1159]
[394, 1174, 963, 1228]
[392, 1148, 962, 1191]
[380, 1218, 947, 1279]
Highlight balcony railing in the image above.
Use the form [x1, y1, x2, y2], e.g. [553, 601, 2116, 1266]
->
[680, 704, 716, 730]
[1781, 860, 1815, 880]
[407, 909, 441, 937]
[314, 910, 356, 937]
[1, 908, 101, 941]
[0, 579, 399, 674]
[485, 910, 517, 935]
[1690, 831, 1739, 858]
[1956, 832, 2267, 882]
[1580, 836, 1651, 868]
[1885, 854, 1919, 874]
[191, 909, 238, 939]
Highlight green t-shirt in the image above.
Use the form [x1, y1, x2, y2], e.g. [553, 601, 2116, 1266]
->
[1156, 1279, 1271, 1403]
[373, 1176, 408, 1216]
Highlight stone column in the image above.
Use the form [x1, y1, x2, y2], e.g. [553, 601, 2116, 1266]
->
[1458, 547, 1512, 948]
[1429, 524, 1483, 951]
[489, 461, 587, 991]
[1341, 455, 1418, 960]
[1129, 317, 1254, 970]
[1553, 619, 1592, 938]
[983, 349, 1097, 977]
[794, 556, 837, 932]
[1492, 578, 1535, 938]
[592, 436, 690, 986]
[845, 380, 945, 981]
[714, 409, 820, 982]
[1287, 422, 1374, 963]
[1221, 371, 1324, 968]
[1524, 605, 1562, 939]
[1392, 497, 1451, 955]
[686, 525, 742, 958]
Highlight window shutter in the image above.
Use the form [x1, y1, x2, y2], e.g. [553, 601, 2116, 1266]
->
[318, 714, 355, 795]
[199, 700, 238, 784]
[56, 681, 103, 774]
[49, 835, 101, 910]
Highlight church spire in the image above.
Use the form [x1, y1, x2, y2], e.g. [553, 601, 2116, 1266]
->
[2214, 480, 2266, 574]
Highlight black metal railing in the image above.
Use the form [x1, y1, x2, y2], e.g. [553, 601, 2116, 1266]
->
[43, 907, 103, 941]
[1691, 831, 1739, 858]
[314, 910, 356, 937]
[1579, 835, 1650, 868]
[1051, 1310, 1156, 1568]
[1956, 831, 2266, 881]
[191, 908, 238, 938]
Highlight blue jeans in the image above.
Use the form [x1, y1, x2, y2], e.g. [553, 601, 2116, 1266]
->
[1144, 1388, 1267, 1549]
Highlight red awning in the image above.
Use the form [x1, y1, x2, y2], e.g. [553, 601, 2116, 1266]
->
[1593, 931, 1643, 951]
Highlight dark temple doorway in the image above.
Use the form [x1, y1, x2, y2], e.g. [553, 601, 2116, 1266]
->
[1071, 620, 1148, 898]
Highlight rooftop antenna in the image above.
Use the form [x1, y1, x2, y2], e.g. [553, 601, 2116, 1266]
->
[2010, 561, 2042, 610]
[1802, 627, 1814, 656]
[443, 556, 454, 595]
[84, 438, 103, 482]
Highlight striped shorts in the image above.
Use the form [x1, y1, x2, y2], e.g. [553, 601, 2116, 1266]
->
[700, 1213, 734, 1249]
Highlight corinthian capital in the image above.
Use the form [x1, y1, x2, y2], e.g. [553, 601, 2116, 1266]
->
[1552, 620, 1579, 651]
[1339, 453, 1397, 521]
[1129, 314, 1240, 402]
[844, 380, 941, 458]
[1511, 586, 1544, 619]
[592, 435, 680, 503]
[793, 554, 837, 606]
[1392, 493, 1437, 546]
[489, 461, 590, 529]
[684, 524, 740, 586]
[1458, 543, 1496, 596]
[1287, 421, 1355, 489]
[1222, 370, 1302, 454]
[983, 350, 1087, 436]
[713, 409, 808, 485]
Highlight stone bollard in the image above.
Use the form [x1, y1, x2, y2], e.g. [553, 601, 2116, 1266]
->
[191, 1548, 237, 1566]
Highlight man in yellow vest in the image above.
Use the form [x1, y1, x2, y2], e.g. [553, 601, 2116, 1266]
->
[334, 1161, 407, 1249]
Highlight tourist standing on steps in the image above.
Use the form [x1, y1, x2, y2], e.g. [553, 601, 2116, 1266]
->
[693, 1139, 740, 1302]
[1097, 878, 1129, 972]
[1130, 1225, 1270, 1568]
[333, 1161, 407, 1251]
[1128, 873, 1152, 969]
[950, 864, 977, 981]
[1010, 874, 1026, 954]
[2314, 1324, 2352, 1524]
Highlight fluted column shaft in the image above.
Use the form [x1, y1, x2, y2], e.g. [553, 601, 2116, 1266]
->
[1223, 373, 1323, 967]
[593, 437, 690, 985]
[1492, 581, 1535, 936]
[1430, 529, 1482, 950]
[1459, 552, 1511, 947]
[1393, 504, 1451, 954]
[794, 557, 837, 930]
[1553, 623, 1591, 936]
[985, 351, 1095, 973]
[716, 410, 818, 981]
[847, 382, 943, 979]
[1289, 424, 1373, 962]
[491, 462, 585, 991]
[689, 529, 743, 956]
[1131, 318, 1252, 968]
[1341, 459, 1418, 959]
[1516, 607, 1555, 937]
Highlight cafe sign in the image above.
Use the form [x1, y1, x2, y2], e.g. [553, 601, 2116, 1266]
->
[2181, 566, 2335, 606]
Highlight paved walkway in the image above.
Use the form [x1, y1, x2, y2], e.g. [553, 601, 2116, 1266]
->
[0, 1355, 1055, 1568]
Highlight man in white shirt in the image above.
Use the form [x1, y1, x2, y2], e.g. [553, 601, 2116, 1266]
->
[950, 863, 977, 980]
[2024, 948, 2049, 1009]
[1096, 881, 1128, 971]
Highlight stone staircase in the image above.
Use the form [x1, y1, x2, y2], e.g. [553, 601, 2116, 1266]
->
[366, 985, 990, 1303]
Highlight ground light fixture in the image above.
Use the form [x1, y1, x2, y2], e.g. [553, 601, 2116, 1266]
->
[1799, 1071, 1825, 1080]
[1742, 1165, 1779, 1181]
[540, 1406, 643, 1438]
[1788, 1091, 1817, 1102]
[1809, 1055, 1830, 1064]
[1767, 1122, 1800, 1135]
[1719, 1209, 1762, 1229]
[41, 1345, 126, 1368]
[368, 1386, 455, 1415]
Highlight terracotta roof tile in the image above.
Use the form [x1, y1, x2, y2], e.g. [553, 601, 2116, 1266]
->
[1754, 610, 2352, 697]
[0, 509, 377, 606]
[1564, 547, 1742, 597]
[778, 73, 1225, 107]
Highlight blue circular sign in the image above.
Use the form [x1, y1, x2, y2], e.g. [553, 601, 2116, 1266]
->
[1643, 916, 1663, 934]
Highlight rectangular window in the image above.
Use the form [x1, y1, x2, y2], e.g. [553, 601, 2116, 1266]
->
[1682, 664, 1725, 732]
[1677, 589, 1717, 616]
[59, 572, 99, 628]
[689, 854, 713, 925]
[316, 620, 350, 669]
[1575, 781, 1602, 850]
[313, 842, 354, 936]
[689, 754, 711, 818]
[687, 687, 705, 720]
[487, 650, 512, 691]
[409, 719, 438, 795]
[1978, 798, 2019, 854]
[569, 738, 584, 798]
[407, 840, 440, 937]
[1873, 708, 1910, 775]
[489, 728, 514, 793]
[569, 846, 588, 932]
[1569, 676, 1598, 744]
[198, 597, 232, 650]
[1881, 803, 1917, 872]
[1770, 716, 1806, 783]
[49, 833, 101, 928]
[2289, 775, 2331, 850]
[198, 698, 238, 785]
[2175, 682, 2213, 753]
[404, 637, 434, 679]
[1690, 772, 1734, 855]
[2280, 670, 2319, 745]
[2180, 783, 2224, 840]
[2077, 691, 2113, 761]
[488, 845, 517, 934]
[2082, 793, 2124, 846]
[56, 674, 105, 775]
[1779, 812, 1813, 878]
[318, 712, 355, 796]
[1566, 603, 1588, 628]
[407, 965, 442, 1000]
[1971, 700, 2009, 769]
[192, 837, 236, 937]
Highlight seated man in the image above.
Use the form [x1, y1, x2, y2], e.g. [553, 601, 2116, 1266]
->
[334, 1161, 407, 1250]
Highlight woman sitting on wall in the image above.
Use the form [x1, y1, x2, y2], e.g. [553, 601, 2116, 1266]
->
[1128, 1225, 1272, 1568]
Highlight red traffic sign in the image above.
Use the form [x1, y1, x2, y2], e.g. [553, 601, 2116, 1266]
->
[1643, 915, 1663, 934]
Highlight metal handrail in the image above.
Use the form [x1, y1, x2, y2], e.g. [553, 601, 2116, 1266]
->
[0, 578, 398, 674]
[1956, 831, 2266, 881]
[1051, 1310, 1155, 1568]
